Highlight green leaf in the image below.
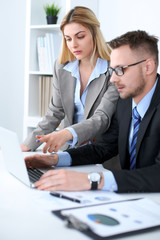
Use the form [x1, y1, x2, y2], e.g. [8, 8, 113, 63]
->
[44, 2, 61, 16]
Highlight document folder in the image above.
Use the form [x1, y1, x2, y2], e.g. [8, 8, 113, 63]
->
[52, 198, 160, 239]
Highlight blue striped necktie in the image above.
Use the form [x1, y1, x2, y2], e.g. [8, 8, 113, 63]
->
[130, 107, 141, 170]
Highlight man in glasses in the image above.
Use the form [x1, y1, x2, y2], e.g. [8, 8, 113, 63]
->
[25, 30, 160, 192]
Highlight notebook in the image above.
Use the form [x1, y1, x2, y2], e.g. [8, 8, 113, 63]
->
[0, 127, 43, 188]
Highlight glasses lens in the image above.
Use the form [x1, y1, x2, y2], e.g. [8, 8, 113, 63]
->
[116, 67, 124, 76]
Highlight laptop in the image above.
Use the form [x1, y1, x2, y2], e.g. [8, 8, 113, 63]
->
[0, 127, 44, 188]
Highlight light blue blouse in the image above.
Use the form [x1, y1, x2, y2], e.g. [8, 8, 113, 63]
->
[64, 58, 108, 147]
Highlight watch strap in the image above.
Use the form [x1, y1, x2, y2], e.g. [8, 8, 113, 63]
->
[91, 181, 98, 190]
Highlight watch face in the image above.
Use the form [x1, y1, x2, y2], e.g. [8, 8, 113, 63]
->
[88, 172, 101, 190]
[90, 172, 100, 181]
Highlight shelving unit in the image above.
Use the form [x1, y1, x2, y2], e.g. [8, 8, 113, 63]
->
[23, 0, 66, 139]
[23, 0, 98, 140]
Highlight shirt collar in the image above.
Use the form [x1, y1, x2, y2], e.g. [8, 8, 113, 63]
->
[63, 59, 79, 74]
[89, 58, 108, 81]
[63, 58, 108, 80]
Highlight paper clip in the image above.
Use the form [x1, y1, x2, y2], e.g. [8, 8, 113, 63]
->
[65, 215, 90, 231]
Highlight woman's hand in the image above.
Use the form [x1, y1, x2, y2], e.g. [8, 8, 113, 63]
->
[21, 144, 31, 152]
[36, 129, 73, 153]
[34, 169, 104, 191]
[25, 154, 59, 168]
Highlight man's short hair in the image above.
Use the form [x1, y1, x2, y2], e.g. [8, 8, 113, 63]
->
[108, 30, 159, 65]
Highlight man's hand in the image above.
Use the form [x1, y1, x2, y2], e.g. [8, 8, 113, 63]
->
[34, 169, 89, 191]
[25, 154, 59, 168]
[34, 169, 104, 191]
[36, 129, 73, 153]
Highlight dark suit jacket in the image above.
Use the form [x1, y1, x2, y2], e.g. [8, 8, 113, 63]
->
[67, 74, 160, 193]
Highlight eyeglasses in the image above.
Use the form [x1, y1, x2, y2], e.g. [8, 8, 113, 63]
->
[107, 59, 146, 77]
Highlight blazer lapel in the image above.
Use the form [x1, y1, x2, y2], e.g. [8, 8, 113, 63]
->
[136, 75, 160, 157]
[119, 99, 132, 168]
[84, 74, 106, 118]
[58, 68, 75, 124]
[136, 107, 156, 157]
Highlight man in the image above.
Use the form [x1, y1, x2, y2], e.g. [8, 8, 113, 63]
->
[25, 30, 160, 192]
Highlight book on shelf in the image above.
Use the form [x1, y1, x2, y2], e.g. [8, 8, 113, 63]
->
[37, 37, 46, 72]
[39, 76, 53, 117]
[37, 33, 55, 73]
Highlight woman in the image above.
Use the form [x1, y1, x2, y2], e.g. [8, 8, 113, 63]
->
[21, 6, 118, 153]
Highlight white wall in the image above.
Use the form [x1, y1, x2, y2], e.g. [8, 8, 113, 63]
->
[99, 0, 159, 40]
[0, 0, 27, 142]
[69, 0, 98, 15]
[99, 0, 160, 70]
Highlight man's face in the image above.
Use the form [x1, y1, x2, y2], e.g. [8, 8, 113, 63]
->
[109, 45, 147, 104]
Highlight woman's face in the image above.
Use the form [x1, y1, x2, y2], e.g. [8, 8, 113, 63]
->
[63, 22, 94, 61]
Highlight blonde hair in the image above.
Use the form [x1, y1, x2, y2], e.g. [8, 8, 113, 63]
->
[59, 6, 110, 64]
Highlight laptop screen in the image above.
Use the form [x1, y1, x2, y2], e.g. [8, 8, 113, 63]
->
[0, 127, 31, 187]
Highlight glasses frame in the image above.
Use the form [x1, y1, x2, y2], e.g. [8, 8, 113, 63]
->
[107, 59, 146, 77]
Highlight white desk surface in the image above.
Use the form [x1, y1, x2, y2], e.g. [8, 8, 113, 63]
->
[0, 152, 160, 240]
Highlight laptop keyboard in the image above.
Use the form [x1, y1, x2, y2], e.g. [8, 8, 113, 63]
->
[27, 168, 44, 183]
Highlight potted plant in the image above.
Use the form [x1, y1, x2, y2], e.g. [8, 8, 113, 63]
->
[44, 2, 61, 24]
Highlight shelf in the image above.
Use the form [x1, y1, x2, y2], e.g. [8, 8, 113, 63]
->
[30, 24, 60, 30]
[29, 71, 53, 76]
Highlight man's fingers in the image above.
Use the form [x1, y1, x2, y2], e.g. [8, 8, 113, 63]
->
[35, 170, 65, 190]
[25, 154, 43, 161]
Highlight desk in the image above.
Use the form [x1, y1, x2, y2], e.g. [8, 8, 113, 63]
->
[0, 152, 160, 240]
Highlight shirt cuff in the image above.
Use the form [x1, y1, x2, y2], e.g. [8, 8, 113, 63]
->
[102, 170, 118, 191]
[54, 151, 72, 167]
[66, 127, 78, 147]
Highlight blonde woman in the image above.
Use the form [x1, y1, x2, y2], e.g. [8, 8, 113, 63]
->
[21, 6, 118, 153]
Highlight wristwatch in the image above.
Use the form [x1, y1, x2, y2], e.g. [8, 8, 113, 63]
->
[88, 172, 101, 190]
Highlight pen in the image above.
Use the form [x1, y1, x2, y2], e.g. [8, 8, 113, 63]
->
[50, 192, 81, 203]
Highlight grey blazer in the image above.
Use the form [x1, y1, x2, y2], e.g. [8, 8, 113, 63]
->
[23, 59, 119, 151]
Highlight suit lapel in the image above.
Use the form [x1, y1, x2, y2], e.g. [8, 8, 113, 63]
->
[136, 75, 160, 157]
[119, 99, 132, 168]
[136, 107, 156, 157]
[59, 68, 75, 124]
[84, 74, 106, 118]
